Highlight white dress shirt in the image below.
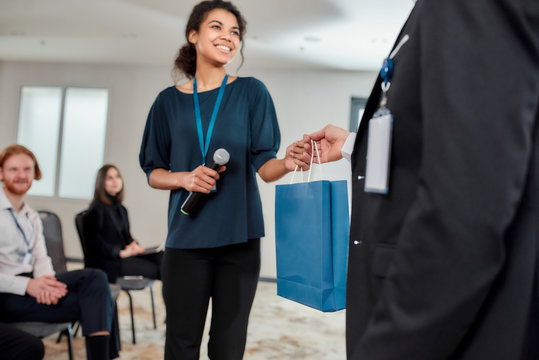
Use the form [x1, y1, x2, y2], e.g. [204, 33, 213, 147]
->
[341, 132, 357, 162]
[0, 187, 54, 295]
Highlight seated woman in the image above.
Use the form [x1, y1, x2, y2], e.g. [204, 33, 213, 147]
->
[86, 164, 162, 283]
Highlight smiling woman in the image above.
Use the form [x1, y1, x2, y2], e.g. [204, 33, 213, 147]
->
[173, 2, 246, 87]
[138, 1, 308, 359]
[186, 10, 241, 73]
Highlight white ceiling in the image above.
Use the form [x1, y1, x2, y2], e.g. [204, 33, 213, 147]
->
[0, 0, 415, 71]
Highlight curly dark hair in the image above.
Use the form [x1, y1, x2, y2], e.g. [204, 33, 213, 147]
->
[173, 0, 246, 79]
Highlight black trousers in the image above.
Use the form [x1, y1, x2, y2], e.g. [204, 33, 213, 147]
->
[162, 239, 260, 360]
[0, 323, 44, 360]
[0, 269, 113, 336]
[120, 251, 163, 280]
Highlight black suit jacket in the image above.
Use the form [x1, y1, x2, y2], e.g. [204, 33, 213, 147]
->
[347, 1, 539, 359]
[84, 201, 134, 282]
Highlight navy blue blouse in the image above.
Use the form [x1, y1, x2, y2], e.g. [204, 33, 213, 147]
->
[139, 77, 280, 248]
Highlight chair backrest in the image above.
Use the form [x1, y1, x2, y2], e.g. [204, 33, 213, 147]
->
[38, 210, 68, 274]
[74, 210, 88, 259]
[75, 209, 99, 269]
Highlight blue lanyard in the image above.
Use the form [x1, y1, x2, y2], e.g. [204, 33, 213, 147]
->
[193, 74, 228, 164]
[380, 58, 394, 86]
[379, 34, 410, 88]
[8, 208, 33, 254]
[376, 34, 410, 115]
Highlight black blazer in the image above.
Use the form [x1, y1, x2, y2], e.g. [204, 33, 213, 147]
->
[84, 201, 134, 282]
[347, 1, 539, 359]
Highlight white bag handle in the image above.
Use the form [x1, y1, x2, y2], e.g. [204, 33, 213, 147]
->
[290, 139, 323, 184]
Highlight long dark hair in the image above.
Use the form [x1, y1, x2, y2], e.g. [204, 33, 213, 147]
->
[92, 164, 124, 205]
[173, 0, 247, 79]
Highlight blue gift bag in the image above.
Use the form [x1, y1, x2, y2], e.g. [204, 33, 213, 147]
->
[275, 179, 349, 312]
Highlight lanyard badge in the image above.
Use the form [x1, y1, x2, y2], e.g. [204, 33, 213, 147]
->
[193, 74, 228, 164]
[192, 74, 228, 192]
[364, 35, 409, 194]
[8, 208, 34, 264]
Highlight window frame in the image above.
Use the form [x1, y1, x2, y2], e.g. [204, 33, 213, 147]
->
[16, 85, 110, 200]
[349, 97, 367, 133]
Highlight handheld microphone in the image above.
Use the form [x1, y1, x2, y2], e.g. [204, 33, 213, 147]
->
[181, 148, 230, 216]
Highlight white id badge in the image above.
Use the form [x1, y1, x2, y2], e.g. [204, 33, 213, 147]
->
[22, 251, 32, 265]
[365, 113, 393, 194]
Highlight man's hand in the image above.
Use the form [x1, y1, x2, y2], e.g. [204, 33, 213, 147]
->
[303, 125, 351, 164]
[26, 275, 68, 305]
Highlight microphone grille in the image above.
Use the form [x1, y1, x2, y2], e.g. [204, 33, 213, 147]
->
[213, 148, 230, 165]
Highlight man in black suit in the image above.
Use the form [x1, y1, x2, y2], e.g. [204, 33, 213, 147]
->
[304, 0, 539, 358]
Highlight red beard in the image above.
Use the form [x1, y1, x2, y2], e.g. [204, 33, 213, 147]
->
[3, 179, 32, 196]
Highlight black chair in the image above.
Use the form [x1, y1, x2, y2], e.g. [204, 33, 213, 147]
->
[9, 210, 74, 360]
[75, 210, 156, 344]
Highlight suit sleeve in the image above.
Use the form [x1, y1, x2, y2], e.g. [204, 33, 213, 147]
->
[357, 0, 539, 358]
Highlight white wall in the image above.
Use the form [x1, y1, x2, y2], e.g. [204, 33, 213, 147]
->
[0, 60, 376, 278]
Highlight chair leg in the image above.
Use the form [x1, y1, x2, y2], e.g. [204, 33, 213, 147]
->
[114, 301, 121, 351]
[126, 290, 136, 344]
[56, 329, 64, 343]
[73, 322, 81, 337]
[150, 285, 157, 329]
[67, 324, 74, 360]
[56, 322, 77, 343]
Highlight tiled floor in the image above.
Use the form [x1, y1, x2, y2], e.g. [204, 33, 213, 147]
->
[42, 280, 346, 359]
